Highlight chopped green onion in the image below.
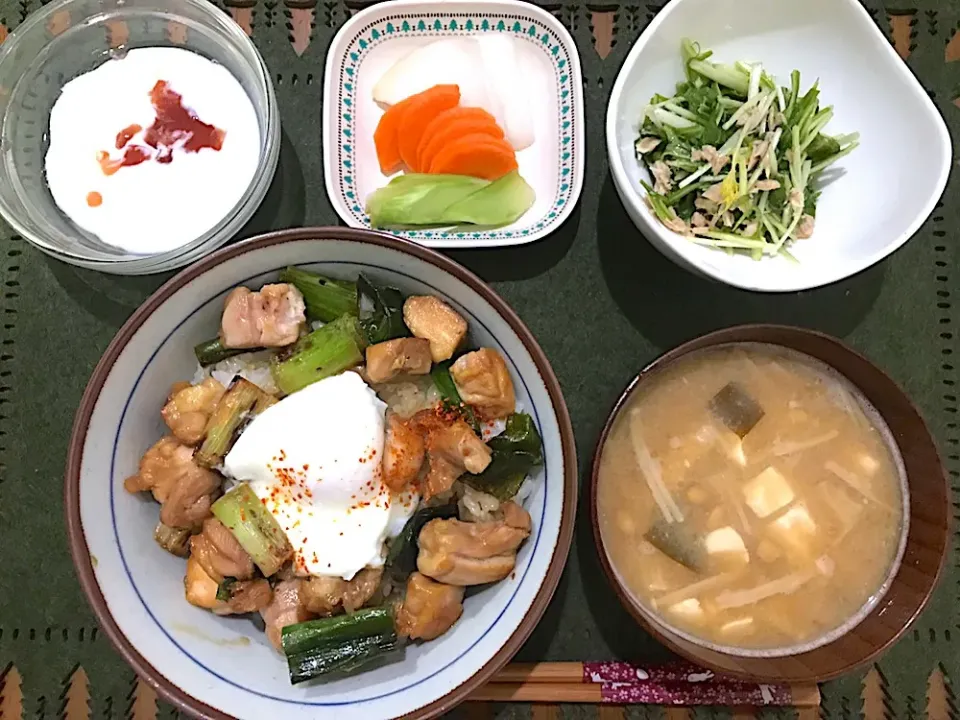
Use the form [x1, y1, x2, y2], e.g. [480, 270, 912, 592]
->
[211, 483, 293, 577]
[194, 337, 247, 366]
[195, 378, 266, 468]
[271, 315, 364, 395]
[279, 267, 358, 323]
[281, 608, 395, 657]
[280, 607, 400, 684]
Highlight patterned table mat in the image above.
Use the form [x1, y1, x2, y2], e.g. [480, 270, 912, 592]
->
[0, 0, 959, 717]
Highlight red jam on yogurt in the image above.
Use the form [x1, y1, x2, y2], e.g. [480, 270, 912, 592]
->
[97, 80, 226, 176]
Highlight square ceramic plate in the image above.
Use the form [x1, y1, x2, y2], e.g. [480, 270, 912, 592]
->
[322, 0, 584, 247]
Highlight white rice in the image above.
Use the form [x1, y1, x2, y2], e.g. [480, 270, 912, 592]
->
[193, 350, 279, 395]
[457, 482, 501, 522]
[373, 376, 440, 418]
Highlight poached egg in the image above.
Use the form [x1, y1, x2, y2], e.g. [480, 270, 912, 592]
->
[223, 371, 417, 580]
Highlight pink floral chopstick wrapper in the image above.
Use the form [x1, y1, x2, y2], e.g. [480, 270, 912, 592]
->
[582, 661, 795, 705]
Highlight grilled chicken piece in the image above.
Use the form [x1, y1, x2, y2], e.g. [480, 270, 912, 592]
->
[365, 338, 433, 384]
[501, 500, 532, 533]
[402, 296, 467, 362]
[383, 414, 425, 492]
[190, 517, 255, 582]
[450, 348, 515, 419]
[417, 503, 531, 585]
[184, 554, 221, 610]
[161, 377, 225, 446]
[395, 572, 464, 641]
[261, 579, 313, 651]
[409, 410, 492, 499]
[124, 437, 221, 529]
[302, 567, 383, 616]
[183, 556, 272, 615]
[219, 284, 306, 349]
[217, 579, 272, 616]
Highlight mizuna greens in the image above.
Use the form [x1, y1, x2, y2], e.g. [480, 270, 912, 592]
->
[636, 39, 859, 260]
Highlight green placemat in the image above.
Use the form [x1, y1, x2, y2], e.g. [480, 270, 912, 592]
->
[0, 0, 957, 717]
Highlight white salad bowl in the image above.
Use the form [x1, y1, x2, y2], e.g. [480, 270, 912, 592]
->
[606, 0, 951, 292]
[65, 228, 577, 720]
[322, 0, 584, 247]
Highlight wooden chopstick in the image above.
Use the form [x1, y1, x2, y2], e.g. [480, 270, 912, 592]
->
[471, 682, 604, 703]
[471, 662, 820, 707]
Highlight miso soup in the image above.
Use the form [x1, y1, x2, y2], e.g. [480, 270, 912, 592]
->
[596, 344, 907, 654]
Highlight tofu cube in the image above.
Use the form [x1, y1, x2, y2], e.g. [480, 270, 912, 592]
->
[768, 503, 818, 557]
[705, 526, 749, 566]
[743, 467, 795, 518]
[667, 598, 704, 622]
[857, 452, 880, 475]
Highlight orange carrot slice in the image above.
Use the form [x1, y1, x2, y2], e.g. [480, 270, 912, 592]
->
[416, 107, 503, 171]
[428, 134, 518, 180]
[374, 96, 416, 175]
[396, 84, 461, 171]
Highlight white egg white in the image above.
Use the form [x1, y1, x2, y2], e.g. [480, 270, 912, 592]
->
[223, 371, 418, 580]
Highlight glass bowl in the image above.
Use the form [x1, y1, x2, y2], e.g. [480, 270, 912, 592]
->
[0, 0, 280, 274]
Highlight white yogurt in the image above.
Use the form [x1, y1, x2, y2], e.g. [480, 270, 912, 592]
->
[44, 47, 261, 255]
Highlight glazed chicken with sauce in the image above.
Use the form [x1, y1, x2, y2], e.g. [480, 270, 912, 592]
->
[382, 414, 425, 492]
[396, 572, 465, 641]
[365, 337, 433, 384]
[303, 567, 384, 616]
[162, 377, 225, 445]
[403, 295, 468, 362]
[190, 517, 255, 581]
[123, 268, 543, 684]
[220, 283, 307, 349]
[451, 348, 516, 419]
[417, 502, 532, 585]
[408, 409, 492, 498]
[261, 579, 313, 650]
[184, 554, 272, 616]
[124, 436, 221, 529]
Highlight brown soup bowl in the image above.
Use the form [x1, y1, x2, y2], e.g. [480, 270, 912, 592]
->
[589, 324, 949, 683]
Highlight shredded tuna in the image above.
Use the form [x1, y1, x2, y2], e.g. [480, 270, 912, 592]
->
[748, 139, 769, 170]
[690, 212, 708, 228]
[662, 210, 693, 236]
[701, 183, 724, 205]
[691, 145, 729, 173]
[695, 196, 720, 214]
[796, 214, 816, 239]
[650, 160, 673, 194]
[635, 137, 661, 154]
[788, 188, 804, 212]
[753, 179, 781, 192]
